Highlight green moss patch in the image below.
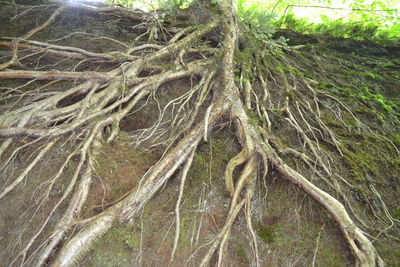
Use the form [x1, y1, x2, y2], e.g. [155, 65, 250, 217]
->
[257, 225, 278, 243]
[88, 225, 140, 266]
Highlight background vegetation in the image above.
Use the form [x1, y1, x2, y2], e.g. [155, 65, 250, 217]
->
[109, 0, 399, 45]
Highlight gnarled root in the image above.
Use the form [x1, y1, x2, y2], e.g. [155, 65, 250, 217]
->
[51, 109, 223, 265]
[0, 1, 396, 266]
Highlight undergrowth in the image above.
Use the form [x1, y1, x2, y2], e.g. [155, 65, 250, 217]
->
[276, 13, 399, 46]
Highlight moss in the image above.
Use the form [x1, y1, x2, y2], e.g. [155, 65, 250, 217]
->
[258, 225, 277, 243]
[341, 145, 378, 181]
[236, 247, 249, 265]
[110, 183, 128, 197]
[317, 246, 349, 266]
[322, 116, 343, 128]
[374, 94, 393, 112]
[118, 86, 128, 93]
[393, 209, 400, 220]
[89, 225, 140, 266]
[156, 63, 175, 70]
[354, 106, 377, 116]
[335, 132, 400, 185]
[272, 65, 301, 75]
[246, 109, 262, 126]
[346, 69, 379, 80]
[188, 136, 237, 187]
[317, 81, 337, 92]
[92, 136, 161, 204]
[374, 242, 400, 266]
[304, 71, 315, 79]
[105, 226, 140, 250]
[362, 71, 378, 80]
[393, 133, 400, 147]
[317, 78, 396, 117]
[284, 89, 298, 101]
[320, 81, 399, 184]
[322, 109, 358, 129]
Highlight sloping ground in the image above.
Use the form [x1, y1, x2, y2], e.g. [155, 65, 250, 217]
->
[87, 35, 400, 265]
[0, 2, 399, 266]
[270, 31, 400, 265]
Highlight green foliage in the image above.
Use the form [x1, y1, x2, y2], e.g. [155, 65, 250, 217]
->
[100, 0, 398, 45]
[238, 0, 276, 40]
[276, 13, 309, 33]
[246, 0, 396, 45]
[167, 0, 192, 9]
[105, 0, 136, 8]
[276, 12, 399, 45]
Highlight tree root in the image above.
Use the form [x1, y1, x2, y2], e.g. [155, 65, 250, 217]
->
[171, 150, 196, 262]
[0, 1, 397, 266]
[269, 148, 384, 266]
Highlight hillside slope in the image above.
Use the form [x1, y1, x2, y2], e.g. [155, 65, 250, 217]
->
[0, 1, 399, 266]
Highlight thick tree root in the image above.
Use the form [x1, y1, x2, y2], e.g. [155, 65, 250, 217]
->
[51, 112, 223, 265]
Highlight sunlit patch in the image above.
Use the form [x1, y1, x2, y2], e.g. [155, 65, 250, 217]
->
[63, 0, 106, 3]
[245, 0, 399, 25]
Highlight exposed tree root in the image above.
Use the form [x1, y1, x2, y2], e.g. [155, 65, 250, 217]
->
[0, 0, 398, 266]
[171, 149, 196, 262]
[269, 149, 384, 266]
